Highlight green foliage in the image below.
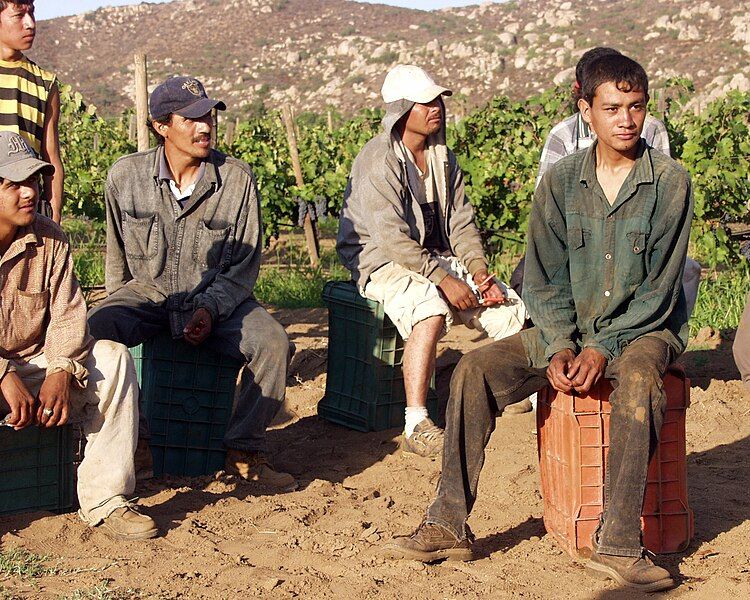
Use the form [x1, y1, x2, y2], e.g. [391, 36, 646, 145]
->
[255, 242, 348, 308]
[689, 263, 750, 335]
[59, 84, 136, 221]
[0, 547, 53, 579]
[449, 87, 573, 254]
[671, 91, 750, 266]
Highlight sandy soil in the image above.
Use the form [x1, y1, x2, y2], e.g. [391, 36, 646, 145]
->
[1, 309, 748, 599]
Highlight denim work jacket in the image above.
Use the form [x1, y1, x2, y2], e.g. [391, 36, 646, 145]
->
[104, 146, 262, 335]
[521, 140, 693, 367]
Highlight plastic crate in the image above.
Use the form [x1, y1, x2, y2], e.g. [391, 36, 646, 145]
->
[537, 365, 693, 558]
[0, 425, 75, 515]
[318, 280, 437, 432]
[130, 333, 242, 477]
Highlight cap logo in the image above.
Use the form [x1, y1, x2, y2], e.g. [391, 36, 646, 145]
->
[182, 79, 202, 97]
[7, 135, 31, 157]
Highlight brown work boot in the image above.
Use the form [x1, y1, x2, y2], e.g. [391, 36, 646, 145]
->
[99, 506, 158, 541]
[134, 438, 154, 481]
[587, 550, 674, 592]
[225, 449, 297, 492]
[383, 520, 474, 563]
[401, 418, 444, 458]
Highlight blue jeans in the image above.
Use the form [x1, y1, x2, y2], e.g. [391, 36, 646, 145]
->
[88, 287, 289, 453]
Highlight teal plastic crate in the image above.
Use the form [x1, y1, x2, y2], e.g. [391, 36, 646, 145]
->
[130, 333, 242, 477]
[0, 425, 75, 515]
[318, 281, 437, 432]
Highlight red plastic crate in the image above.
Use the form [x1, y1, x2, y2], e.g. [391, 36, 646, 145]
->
[537, 365, 693, 558]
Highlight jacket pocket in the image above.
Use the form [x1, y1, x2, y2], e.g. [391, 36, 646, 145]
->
[13, 287, 50, 339]
[193, 221, 233, 270]
[624, 231, 648, 285]
[568, 227, 591, 284]
[122, 213, 159, 260]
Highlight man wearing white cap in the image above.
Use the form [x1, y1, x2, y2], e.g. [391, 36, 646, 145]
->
[337, 65, 527, 457]
[0, 131, 156, 539]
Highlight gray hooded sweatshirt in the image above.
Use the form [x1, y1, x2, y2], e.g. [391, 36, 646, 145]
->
[336, 99, 487, 289]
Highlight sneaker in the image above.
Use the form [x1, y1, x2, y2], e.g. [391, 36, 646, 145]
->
[402, 418, 444, 458]
[134, 438, 154, 481]
[225, 449, 297, 492]
[503, 397, 533, 415]
[586, 550, 674, 592]
[383, 520, 474, 563]
[99, 506, 158, 541]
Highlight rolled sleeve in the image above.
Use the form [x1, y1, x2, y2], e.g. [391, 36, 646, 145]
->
[0, 358, 16, 382]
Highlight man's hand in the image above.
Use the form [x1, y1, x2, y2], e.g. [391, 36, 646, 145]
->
[37, 371, 71, 427]
[0, 372, 36, 430]
[473, 270, 506, 307]
[184, 308, 213, 345]
[567, 347, 607, 394]
[546, 349, 577, 394]
[438, 275, 480, 311]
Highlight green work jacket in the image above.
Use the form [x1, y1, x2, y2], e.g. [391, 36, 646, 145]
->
[521, 140, 693, 367]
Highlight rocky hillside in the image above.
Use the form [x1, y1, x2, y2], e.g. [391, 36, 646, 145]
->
[31, 0, 750, 116]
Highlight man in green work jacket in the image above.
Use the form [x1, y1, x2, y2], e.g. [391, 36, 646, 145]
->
[384, 54, 692, 592]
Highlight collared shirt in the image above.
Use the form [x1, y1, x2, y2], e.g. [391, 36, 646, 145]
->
[521, 141, 693, 367]
[0, 217, 91, 384]
[536, 113, 671, 188]
[105, 146, 263, 335]
[158, 151, 206, 207]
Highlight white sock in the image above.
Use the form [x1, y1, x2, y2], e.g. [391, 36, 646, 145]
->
[405, 406, 429, 437]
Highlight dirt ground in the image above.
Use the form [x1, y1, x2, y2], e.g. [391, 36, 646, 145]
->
[1, 308, 749, 599]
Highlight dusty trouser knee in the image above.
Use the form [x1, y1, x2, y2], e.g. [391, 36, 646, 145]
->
[597, 337, 671, 557]
[14, 341, 140, 525]
[426, 333, 547, 538]
[209, 302, 290, 453]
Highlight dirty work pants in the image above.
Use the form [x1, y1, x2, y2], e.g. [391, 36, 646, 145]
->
[734, 291, 750, 392]
[8, 341, 138, 525]
[88, 288, 289, 453]
[426, 331, 673, 557]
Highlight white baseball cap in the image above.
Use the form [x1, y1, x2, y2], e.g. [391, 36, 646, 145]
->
[381, 65, 452, 104]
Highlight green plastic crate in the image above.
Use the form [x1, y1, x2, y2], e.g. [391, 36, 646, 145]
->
[0, 425, 75, 515]
[318, 281, 437, 432]
[130, 333, 242, 477]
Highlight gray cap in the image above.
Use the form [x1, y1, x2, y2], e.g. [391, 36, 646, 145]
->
[0, 132, 54, 182]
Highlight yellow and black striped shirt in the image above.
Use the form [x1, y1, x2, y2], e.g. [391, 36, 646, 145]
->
[0, 56, 56, 154]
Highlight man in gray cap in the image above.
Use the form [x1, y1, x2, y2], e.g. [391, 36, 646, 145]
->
[337, 65, 527, 457]
[0, 132, 156, 539]
[88, 77, 295, 491]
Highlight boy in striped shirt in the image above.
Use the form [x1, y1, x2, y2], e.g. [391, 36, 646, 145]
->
[0, 0, 63, 222]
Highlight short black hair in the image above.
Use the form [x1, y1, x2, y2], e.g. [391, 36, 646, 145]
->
[582, 54, 649, 106]
[148, 113, 173, 145]
[574, 47, 620, 102]
[0, 1, 33, 13]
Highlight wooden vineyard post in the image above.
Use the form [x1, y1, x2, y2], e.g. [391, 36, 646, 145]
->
[224, 118, 237, 147]
[134, 52, 150, 152]
[281, 104, 320, 267]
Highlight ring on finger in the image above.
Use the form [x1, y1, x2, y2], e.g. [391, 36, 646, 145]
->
[43, 408, 54, 417]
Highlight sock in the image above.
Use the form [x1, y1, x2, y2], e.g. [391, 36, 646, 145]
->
[405, 406, 429, 437]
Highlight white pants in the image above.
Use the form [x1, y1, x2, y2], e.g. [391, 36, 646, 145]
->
[362, 256, 528, 341]
[12, 340, 139, 525]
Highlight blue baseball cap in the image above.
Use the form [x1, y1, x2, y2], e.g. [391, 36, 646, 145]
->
[149, 76, 226, 120]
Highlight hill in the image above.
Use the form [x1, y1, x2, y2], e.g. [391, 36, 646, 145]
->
[31, 0, 750, 116]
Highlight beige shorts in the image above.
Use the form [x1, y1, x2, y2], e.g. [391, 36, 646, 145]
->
[362, 256, 527, 341]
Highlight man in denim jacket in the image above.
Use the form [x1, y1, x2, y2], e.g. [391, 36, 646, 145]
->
[88, 77, 295, 491]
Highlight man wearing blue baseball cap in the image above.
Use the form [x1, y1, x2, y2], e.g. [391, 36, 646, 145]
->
[88, 77, 295, 491]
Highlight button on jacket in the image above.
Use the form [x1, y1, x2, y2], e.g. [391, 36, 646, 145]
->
[104, 146, 262, 336]
[522, 140, 693, 367]
[0, 217, 91, 383]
